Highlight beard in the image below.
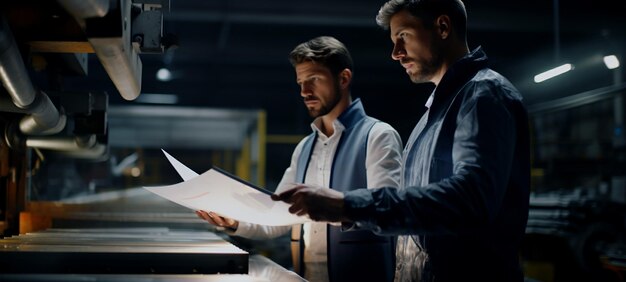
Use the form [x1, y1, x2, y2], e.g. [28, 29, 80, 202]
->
[306, 78, 342, 118]
[407, 60, 438, 83]
[406, 53, 442, 84]
[406, 39, 444, 84]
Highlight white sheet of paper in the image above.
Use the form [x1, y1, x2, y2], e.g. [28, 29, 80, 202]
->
[144, 150, 310, 226]
[161, 149, 199, 181]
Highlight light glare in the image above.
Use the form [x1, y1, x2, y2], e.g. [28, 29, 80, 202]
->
[156, 68, 172, 81]
[534, 64, 573, 83]
[604, 55, 620, 69]
[131, 167, 141, 177]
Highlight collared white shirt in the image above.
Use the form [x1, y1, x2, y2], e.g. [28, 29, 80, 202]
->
[425, 92, 435, 109]
[233, 116, 402, 281]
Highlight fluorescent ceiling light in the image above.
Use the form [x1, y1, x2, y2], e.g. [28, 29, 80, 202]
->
[603, 55, 620, 69]
[135, 94, 178, 104]
[156, 68, 172, 81]
[534, 63, 573, 83]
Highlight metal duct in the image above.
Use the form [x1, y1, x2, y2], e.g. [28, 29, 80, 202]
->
[0, 18, 36, 108]
[0, 96, 29, 113]
[0, 17, 65, 135]
[84, 0, 143, 101]
[54, 143, 108, 159]
[18, 92, 66, 135]
[26, 135, 96, 151]
[57, 0, 111, 19]
[89, 37, 142, 101]
[24, 135, 108, 160]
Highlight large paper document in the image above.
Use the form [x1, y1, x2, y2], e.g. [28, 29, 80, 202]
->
[143, 150, 310, 226]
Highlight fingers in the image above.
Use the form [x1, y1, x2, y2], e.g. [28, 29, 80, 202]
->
[272, 185, 306, 202]
[195, 210, 237, 229]
[196, 210, 210, 221]
[196, 210, 219, 226]
[195, 210, 205, 219]
[288, 201, 304, 214]
[287, 191, 308, 216]
[288, 203, 308, 217]
[223, 217, 239, 230]
[208, 212, 230, 228]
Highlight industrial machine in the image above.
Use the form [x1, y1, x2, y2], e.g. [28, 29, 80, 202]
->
[4, 1, 623, 281]
[523, 84, 626, 281]
[0, 1, 299, 280]
[0, 0, 169, 237]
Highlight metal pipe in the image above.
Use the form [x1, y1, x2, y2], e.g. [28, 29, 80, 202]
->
[27, 135, 107, 159]
[0, 17, 36, 108]
[0, 95, 29, 113]
[89, 37, 142, 100]
[86, 0, 142, 101]
[26, 135, 96, 151]
[55, 143, 108, 159]
[0, 17, 66, 135]
[18, 92, 66, 135]
[57, 0, 110, 19]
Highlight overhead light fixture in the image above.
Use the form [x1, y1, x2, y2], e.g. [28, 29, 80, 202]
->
[156, 68, 172, 81]
[603, 55, 620, 69]
[534, 63, 573, 83]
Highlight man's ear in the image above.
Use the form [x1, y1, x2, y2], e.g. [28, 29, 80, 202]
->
[436, 15, 451, 40]
[339, 69, 352, 89]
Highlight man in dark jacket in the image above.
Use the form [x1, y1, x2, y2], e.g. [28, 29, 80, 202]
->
[273, 0, 530, 281]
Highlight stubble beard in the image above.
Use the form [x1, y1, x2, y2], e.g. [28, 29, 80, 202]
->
[408, 39, 443, 84]
[307, 79, 343, 118]
[408, 56, 441, 84]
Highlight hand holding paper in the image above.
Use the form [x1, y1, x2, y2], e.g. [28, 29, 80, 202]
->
[271, 184, 350, 222]
[195, 210, 239, 230]
[143, 150, 310, 226]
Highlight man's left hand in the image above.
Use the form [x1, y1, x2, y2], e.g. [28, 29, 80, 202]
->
[271, 184, 350, 222]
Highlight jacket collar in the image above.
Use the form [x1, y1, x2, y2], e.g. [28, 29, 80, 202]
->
[337, 98, 367, 130]
[430, 46, 489, 109]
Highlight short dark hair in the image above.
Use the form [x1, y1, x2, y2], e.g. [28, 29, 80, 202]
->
[288, 36, 353, 77]
[376, 0, 467, 41]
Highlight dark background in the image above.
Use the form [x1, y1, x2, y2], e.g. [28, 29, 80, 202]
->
[59, 0, 625, 139]
[2, 1, 626, 281]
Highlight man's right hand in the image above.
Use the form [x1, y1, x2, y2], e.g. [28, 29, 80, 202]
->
[271, 184, 349, 222]
[195, 210, 239, 231]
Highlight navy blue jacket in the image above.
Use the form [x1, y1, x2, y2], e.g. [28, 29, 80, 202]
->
[344, 47, 530, 281]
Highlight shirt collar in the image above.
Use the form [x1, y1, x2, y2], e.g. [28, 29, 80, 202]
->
[310, 117, 345, 138]
[425, 92, 435, 109]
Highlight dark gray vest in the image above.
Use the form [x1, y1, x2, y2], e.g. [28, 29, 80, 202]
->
[295, 99, 395, 282]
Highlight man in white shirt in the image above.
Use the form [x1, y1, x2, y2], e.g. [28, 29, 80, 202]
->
[197, 36, 402, 282]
